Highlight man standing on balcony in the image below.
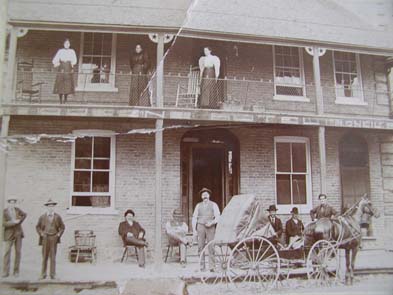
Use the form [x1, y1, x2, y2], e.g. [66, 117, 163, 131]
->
[199, 47, 221, 109]
[192, 188, 220, 271]
[2, 198, 26, 278]
[36, 199, 65, 280]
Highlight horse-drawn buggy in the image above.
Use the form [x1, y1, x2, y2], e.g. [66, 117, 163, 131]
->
[197, 194, 378, 291]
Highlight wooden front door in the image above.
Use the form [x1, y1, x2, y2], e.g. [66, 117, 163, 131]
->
[180, 129, 239, 227]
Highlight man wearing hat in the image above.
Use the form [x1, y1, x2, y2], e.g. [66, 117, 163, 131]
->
[267, 205, 283, 244]
[192, 188, 220, 271]
[36, 199, 65, 279]
[165, 208, 190, 265]
[2, 198, 26, 277]
[310, 194, 338, 221]
[285, 207, 304, 247]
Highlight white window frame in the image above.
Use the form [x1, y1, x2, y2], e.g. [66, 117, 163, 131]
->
[76, 33, 118, 92]
[272, 45, 308, 102]
[68, 129, 117, 215]
[332, 51, 366, 105]
[274, 136, 312, 213]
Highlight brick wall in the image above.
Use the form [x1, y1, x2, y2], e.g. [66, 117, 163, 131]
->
[4, 116, 390, 268]
[12, 31, 391, 117]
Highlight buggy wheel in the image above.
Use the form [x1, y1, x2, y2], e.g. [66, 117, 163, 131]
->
[306, 240, 339, 286]
[228, 236, 280, 291]
[198, 240, 232, 285]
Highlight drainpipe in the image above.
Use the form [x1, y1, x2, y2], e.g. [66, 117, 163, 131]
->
[386, 56, 393, 118]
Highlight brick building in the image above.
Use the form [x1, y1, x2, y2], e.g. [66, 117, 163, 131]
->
[1, 0, 393, 266]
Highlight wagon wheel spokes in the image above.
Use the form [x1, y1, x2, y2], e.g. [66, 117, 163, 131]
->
[199, 240, 232, 285]
[228, 237, 280, 292]
[306, 240, 340, 287]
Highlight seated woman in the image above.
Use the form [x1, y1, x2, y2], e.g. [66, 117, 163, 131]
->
[118, 209, 148, 267]
[165, 209, 190, 266]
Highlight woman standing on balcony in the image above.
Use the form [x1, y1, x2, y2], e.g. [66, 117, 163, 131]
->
[198, 46, 221, 108]
[129, 44, 151, 106]
[52, 38, 77, 104]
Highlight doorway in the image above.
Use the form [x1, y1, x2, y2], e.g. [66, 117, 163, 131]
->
[339, 133, 371, 233]
[180, 128, 239, 226]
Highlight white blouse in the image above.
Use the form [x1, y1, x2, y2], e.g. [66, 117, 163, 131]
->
[199, 55, 221, 78]
[52, 48, 77, 67]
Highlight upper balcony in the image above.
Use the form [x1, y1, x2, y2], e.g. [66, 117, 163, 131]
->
[2, 29, 393, 128]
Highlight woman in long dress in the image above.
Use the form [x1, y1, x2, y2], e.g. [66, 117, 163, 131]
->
[198, 46, 221, 108]
[129, 44, 150, 106]
[52, 38, 77, 104]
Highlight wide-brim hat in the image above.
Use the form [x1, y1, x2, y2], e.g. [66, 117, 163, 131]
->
[290, 207, 299, 214]
[7, 198, 17, 203]
[267, 204, 278, 212]
[44, 199, 57, 206]
[199, 188, 212, 198]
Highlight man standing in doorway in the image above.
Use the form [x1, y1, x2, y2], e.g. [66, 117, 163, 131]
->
[2, 198, 26, 277]
[36, 199, 65, 280]
[192, 188, 220, 271]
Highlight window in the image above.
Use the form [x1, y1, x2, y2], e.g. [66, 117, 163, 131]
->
[77, 32, 118, 92]
[70, 130, 116, 213]
[274, 137, 312, 212]
[273, 46, 307, 100]
[333, 51, 364, 104]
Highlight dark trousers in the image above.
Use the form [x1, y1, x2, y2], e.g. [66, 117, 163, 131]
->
[3, 237, 22, 275]
[125, 236, 146, 267]
[41, 235, 58, 278]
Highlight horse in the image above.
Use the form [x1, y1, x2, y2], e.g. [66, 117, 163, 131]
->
[304, 194, 379, 285]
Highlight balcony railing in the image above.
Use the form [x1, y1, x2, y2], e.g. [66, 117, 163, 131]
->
[5, 69, 391, 117]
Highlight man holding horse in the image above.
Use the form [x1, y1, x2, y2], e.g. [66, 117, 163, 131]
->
[310, 193, 338, 221]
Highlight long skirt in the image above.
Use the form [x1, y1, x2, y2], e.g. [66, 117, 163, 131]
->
[199, 67, 221, 109]
[53, 61, 74, 95]
[129, 74, 151, 106]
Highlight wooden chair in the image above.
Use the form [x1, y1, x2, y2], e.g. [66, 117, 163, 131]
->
[69, 230, 97, 263]
[121, 245, 139, 263]
[175, 65, 200, 108]
[16, 60, 45, 103]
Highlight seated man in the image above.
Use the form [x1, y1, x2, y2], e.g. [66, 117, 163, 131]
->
[165, 208, 190, 266]
[267, 205, 283, 245]
[310, 194, 338, 221]
[285, 207, 304, 248]
[118, 209, 148, 267]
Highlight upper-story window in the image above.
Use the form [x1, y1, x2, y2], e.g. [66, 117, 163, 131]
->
[70, 130, 116, 214]
[273, 46, 307, 101]
[333, 51, 364, 105]
[274, 136, 312, 213]
[76, 32, 118, 92]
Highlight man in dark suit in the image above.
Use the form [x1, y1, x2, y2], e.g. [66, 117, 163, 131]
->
[267, 205, 283, 244]
[118, 209, 148, 267]
[310, 194, 338, 221]
[285, 207, 304, 246]
[36, 199, 65, 280]
[2, 198, 26, 277]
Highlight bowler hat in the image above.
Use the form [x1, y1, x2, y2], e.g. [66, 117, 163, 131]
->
[318, 194, 327, 200]
[290, 207, 299, 214]
[199, 188, 212, 198]
[267, 204, 278, 212]
[7, 198, 17, 203]
[44, 199, 57, 206]
[124, 209, 135, 217]
[173, 208, 183, 217]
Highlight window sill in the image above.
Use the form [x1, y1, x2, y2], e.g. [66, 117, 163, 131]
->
[335, 97, 367, 106]
[276, 204, 312, 214]
[67, 207, 119, 215]
[362, 236, 377, 240]
[273, 95, 310, 102]
[75, 85, 119, 93]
